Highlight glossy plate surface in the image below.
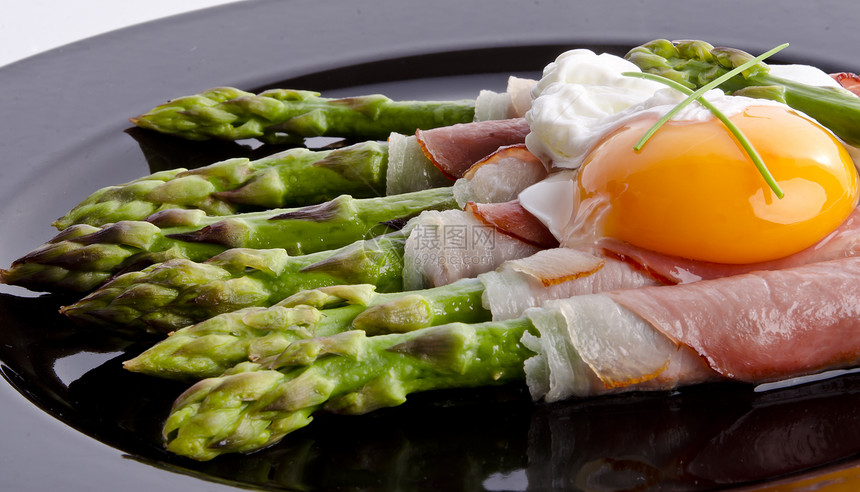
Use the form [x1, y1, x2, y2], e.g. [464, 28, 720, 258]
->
[2, 1, 860, 490]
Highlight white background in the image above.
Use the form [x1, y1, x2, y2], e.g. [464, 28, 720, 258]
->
[0, 0, 243, 68]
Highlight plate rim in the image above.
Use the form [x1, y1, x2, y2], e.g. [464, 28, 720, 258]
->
[2, 1, 860, 490]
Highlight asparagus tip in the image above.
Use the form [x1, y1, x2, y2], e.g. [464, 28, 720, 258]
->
[351, 294, 433, 335]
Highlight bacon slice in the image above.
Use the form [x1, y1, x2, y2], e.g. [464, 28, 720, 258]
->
[831, 72, 860, 96]
[454, 144, 549, 207]
[402, 210, 541, 290]
[502, 247, 604, 287]
[416, 118, 531, 179]
[601, 208, 860, 285]
[481, 252, 657, 322]
[462, 144, 545, 179]
[522, 293, 719, 401]
[607, 257, 860, 383]
[524, 256, 860, 401]
[465, 200, 559, 249]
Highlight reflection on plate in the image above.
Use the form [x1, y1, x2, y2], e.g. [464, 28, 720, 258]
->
[2, 12, 860, 490]
[4, 286, 860, 491]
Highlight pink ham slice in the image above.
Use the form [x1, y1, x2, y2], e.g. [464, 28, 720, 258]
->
[606, 256, 860, 383]
[465, 200, 559, 249]
[416, 118, 531, 179]
[601, 207, 860, 284]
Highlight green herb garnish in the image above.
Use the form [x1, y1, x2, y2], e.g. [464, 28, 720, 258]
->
[622, 42, 789, 198]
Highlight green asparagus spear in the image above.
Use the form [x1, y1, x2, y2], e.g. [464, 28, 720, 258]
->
[625, 39, 860, 146]
[1, 188, 456, 293]
[124, 284, 377, 379]
[131, 87, 476, 143]
[62, 233, 410, 333]
[124, 278, 489, 379]
[53, 142, 390, 229]
[163, 317, 534, 460]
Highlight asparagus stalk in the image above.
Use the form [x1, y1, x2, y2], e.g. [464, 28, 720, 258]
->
[54, 142, 389, 229]
[62, 233, 410, 334]
[163, 317, 534, 461]
[1, 187, 456, 293]
[625, 39, 860, 146]
[124, 278, 489, 379]
[131, 87, 476, 143]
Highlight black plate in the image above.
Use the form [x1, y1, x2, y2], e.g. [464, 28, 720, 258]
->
[3, 1, 860, 490]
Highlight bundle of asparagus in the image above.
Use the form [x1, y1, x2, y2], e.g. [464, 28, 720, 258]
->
[61, 234, 410, 334]
[55, 78, 534, 230]
[4, 39, 860, 465]
[121, 248, 653, 381]
[123, 278, 490, 380]
[162, 319, 534, 460]
[60, 209, 541, 334]
[1, 187, 456, 293]
[0, 71, 548, 461]
[53, 142, 391, 229]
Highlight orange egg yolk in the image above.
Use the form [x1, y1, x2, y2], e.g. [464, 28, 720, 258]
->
[577, 105, 859, 264]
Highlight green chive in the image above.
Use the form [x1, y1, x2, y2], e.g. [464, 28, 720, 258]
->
[629, 43, 788, 151]
[622, 70, 784, 199]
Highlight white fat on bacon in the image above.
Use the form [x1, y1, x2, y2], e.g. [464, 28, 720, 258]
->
[453, 146, 549, 208]
[479, 248, 657, 321]
[402, 209, 541, 290]
[521, 295, 718, 402]
[474, 76, 538, 121]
